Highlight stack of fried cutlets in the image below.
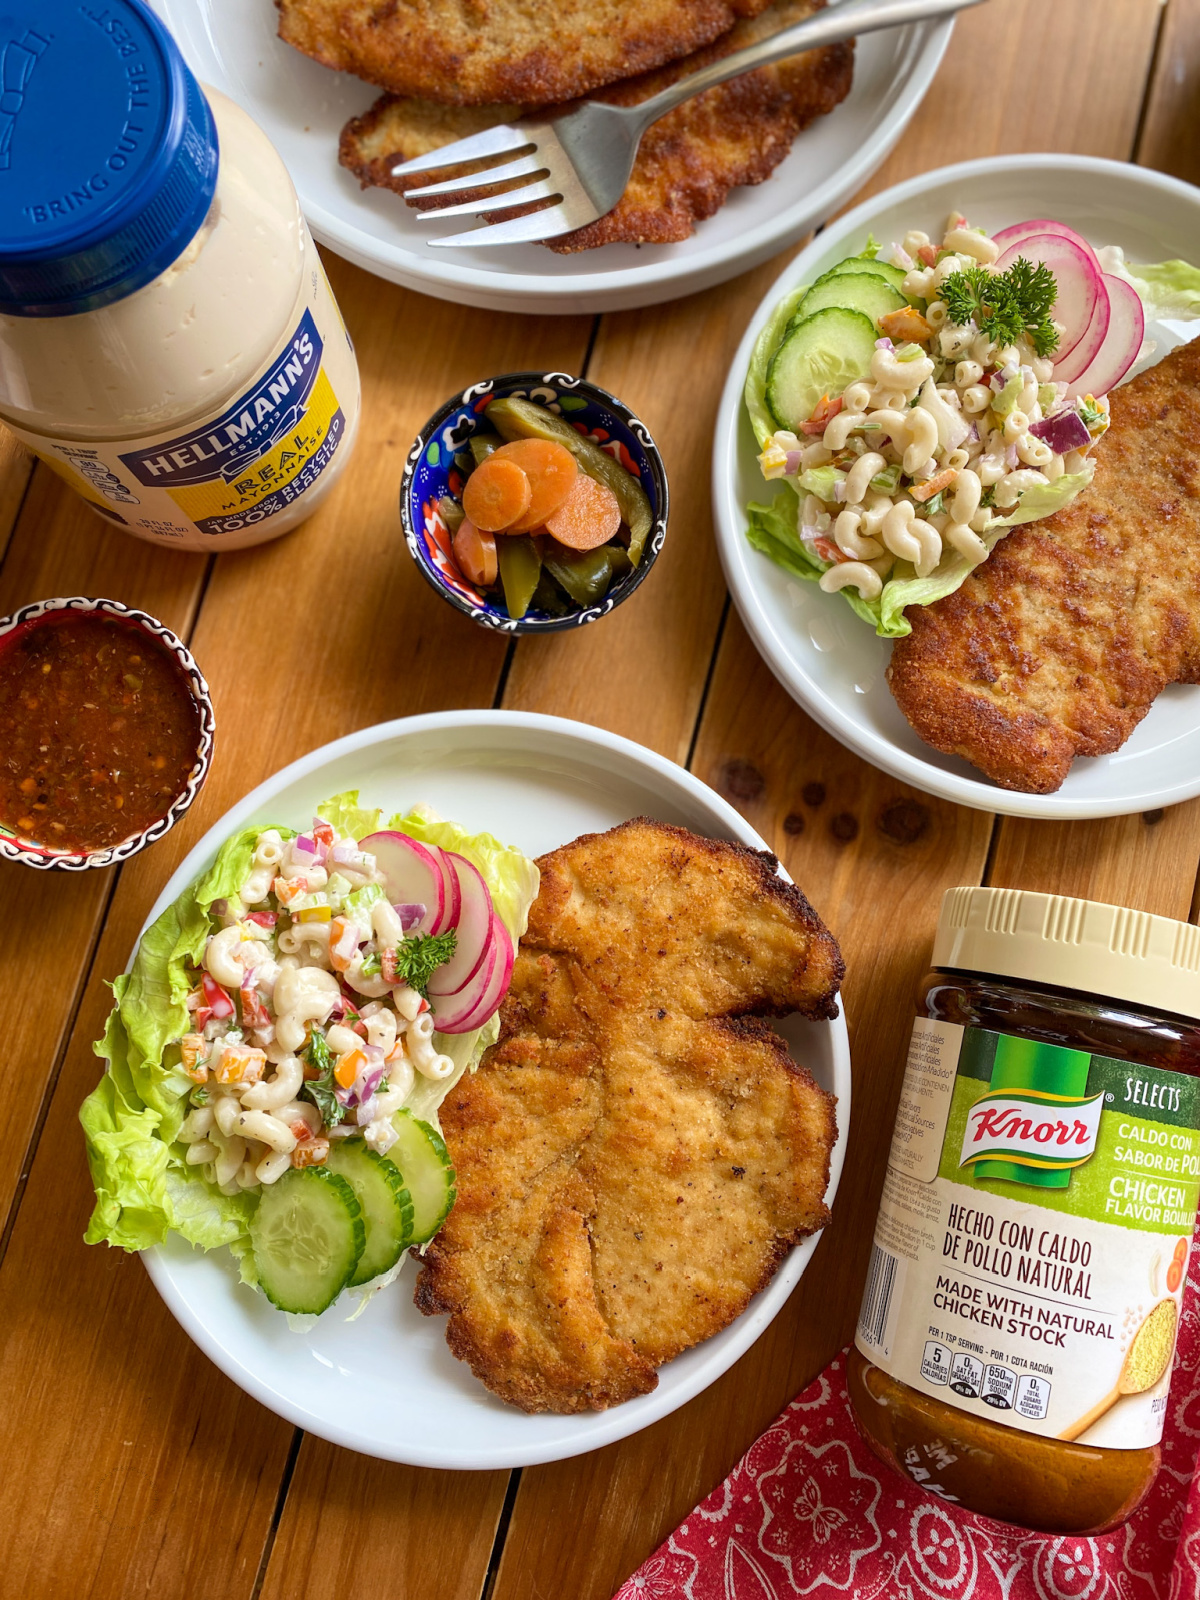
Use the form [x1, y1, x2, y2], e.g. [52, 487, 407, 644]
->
[276, 0, 854, 250]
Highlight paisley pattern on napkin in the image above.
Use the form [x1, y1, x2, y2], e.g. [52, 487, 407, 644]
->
[615, 1242, 1200, 1600]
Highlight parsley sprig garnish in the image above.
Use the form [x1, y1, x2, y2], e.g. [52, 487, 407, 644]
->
[385, 930, 457, 999]
[941, 256, 1059, 357]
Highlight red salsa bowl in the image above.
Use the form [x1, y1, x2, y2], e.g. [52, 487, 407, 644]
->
[0, 597, 215, 871]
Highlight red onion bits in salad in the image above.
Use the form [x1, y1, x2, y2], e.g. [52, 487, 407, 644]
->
[80, 792, 539, 1316]
[744, 211, 1200, 636]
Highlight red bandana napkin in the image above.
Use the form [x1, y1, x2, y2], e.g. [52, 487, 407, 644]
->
[614, 1245, 1200, 1600]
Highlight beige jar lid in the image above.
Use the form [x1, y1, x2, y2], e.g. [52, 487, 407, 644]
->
[934, 887, 1200, 1021]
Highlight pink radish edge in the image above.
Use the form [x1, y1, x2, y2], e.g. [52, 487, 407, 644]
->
[429, 845, 461, 936]
[431, 938, 499, 1033]
[994, 233, 1103, 364]
[992, 219, 1101, 269]
[358, 831, 444, 938]
[426, 852, 494, 996]
[1052, 288, 1111, 385]
[1065, 272, 1144, 399]
[433, 916, 514, 1034]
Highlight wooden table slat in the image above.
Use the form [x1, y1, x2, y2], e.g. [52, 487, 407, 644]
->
[494, 616, 994, 1600]
[1136, 0, 1200, 183]
[4, 0, 1200, 1593]
[0, 468, 209, 1237]
[0, 268, 590, 1600]
[488, 2, 1179, 1592]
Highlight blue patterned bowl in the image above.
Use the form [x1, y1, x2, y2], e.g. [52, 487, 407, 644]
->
[400, 371, 669, 634]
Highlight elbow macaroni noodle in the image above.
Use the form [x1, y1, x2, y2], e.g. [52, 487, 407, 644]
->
[758, 211, 1109, 602]
[174, 820, 492, 1192]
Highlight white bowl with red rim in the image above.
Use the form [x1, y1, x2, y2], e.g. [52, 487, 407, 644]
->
[0, 596, 215, 871]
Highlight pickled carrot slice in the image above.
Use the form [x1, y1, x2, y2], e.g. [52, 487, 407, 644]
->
[462, 456, 533, 531]
[544, 474, 621, 551]
[495, 439, 579, 531]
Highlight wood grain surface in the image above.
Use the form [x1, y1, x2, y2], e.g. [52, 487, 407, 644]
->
[1, 2, 1198, 1597]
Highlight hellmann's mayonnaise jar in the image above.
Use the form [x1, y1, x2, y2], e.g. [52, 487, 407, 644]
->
[849, 888, 1200, 1534]
[0, 0, 360, 550]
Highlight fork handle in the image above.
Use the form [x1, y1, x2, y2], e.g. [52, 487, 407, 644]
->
[626, 0, 987, 133]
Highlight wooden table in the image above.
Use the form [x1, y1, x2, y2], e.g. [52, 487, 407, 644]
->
[2, 5, 1199, 1594]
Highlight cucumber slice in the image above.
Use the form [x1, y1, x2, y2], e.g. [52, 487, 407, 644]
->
[326, 1140, 414, 1286]
[250, 1166, 364, 1314]
[389, 1109, 456, 1245]
[794, 271, 906, 327]
[765, 308, 878, 433]
[820, 255, 908, 292]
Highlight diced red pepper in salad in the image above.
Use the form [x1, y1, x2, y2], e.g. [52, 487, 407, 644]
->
[800, 394, 844, 436]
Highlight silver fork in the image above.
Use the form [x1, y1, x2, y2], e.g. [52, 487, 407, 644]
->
[392, 0, 986, 248]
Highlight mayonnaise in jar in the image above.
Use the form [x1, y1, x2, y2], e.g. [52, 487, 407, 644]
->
[0, 0, 360, 551]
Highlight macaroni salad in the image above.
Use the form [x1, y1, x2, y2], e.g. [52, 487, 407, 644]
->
[176, 821, 451, 1194]
[755, 213, 1110, 606]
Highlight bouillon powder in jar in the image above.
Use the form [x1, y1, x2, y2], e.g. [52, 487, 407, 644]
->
[849, 887, 1200, 1533]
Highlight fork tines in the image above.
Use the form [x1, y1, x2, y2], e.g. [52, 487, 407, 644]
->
[390, 121, 588, 247]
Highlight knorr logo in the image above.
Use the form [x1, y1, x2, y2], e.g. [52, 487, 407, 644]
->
[960, 1090, 1106, 1172]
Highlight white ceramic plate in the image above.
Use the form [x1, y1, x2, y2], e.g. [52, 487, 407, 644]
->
[140, 711, 850, 1468]
[713, 155, 1200, 819]
[149, 0, 950, 313]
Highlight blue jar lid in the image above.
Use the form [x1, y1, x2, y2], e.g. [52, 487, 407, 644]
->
[0, 1, 219, 316]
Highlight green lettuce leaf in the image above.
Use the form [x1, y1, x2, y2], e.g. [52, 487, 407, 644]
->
[80, 1074, 169, 1251]
[872, 467, 1096, 637]
[317, 790, 383, 841]
[1114, 253, 1200, 320]
[80, 821, 293, 1254]
[390, 806, 539, 945]
[746, 494, 882, 631]
[82, 790, 540, 1272]
[797, 465, 845, 501]
[746, 493, 820, 583]
[745, 468, 1096, 638]
[988, 464, 1095, 531]
[744, 286, 809, 448]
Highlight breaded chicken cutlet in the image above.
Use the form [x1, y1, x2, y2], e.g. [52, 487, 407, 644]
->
[415, 817, 843, 1413]
[278, 0, 775, 106]
[888, 337, 1200, 794]
[339, 0, 854, 251]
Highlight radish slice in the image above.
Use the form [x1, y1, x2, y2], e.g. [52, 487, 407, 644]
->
[431, 946, 498, 1034]
[992, 219, 1101, 270]
[1064, 272, 1145, 399]
[1051, 288, 1111, 385]
[994, 233, 1104, 363]
[456, 916, 514, 1030]
[432, 915, 514, 1034]
[428, 846, 461, 936]
[358, 832, 444, 937]
[427, 853, 493, 995]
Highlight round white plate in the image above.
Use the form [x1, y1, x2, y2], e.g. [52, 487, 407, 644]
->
[149, 0, 950, 313]
[140, 711, 850, 1468]
[713, 155, 1200, 819]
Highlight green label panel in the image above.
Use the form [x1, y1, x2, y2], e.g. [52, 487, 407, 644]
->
[941, 1027, 1200, 1234]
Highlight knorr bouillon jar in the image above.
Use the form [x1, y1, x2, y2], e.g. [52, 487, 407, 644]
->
[849, 887, 1199, 1533]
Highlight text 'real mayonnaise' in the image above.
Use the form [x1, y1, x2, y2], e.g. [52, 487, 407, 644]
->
[0, 0, 360, 551]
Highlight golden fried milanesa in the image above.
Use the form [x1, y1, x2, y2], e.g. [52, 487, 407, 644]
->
[278, 0, 774, 106]
[338, 0, 854, 252]
[414, 818, 843, 1413]
[888, 337, 1200, 794]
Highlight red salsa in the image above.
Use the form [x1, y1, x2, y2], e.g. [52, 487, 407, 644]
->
[0, 611, 202, 853]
